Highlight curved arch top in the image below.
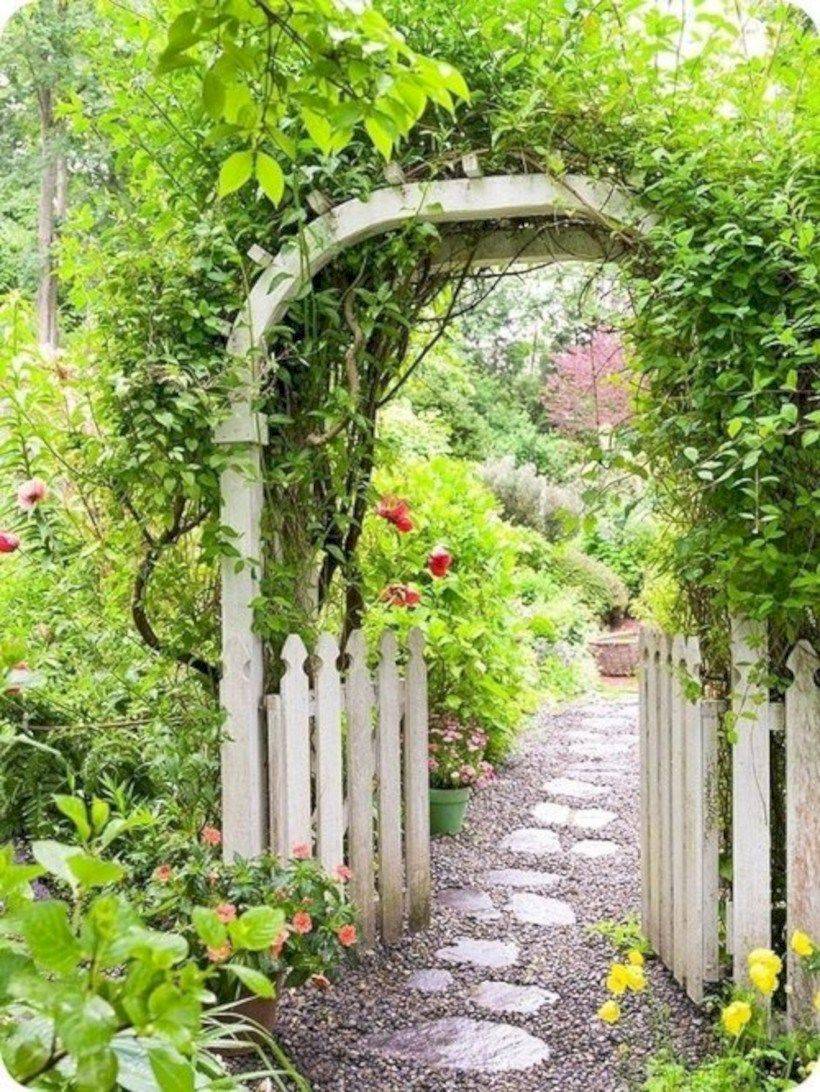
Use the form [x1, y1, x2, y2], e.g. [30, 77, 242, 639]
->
[216, 171, 650, 444]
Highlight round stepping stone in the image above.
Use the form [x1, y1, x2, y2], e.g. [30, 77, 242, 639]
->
[502, 827, 562, 856]
[508, 892, 576, 926]
[543, 777, 606, 800]
[436, 937, 519, 969]
[571, 839, 620, 859]
[470, 981, 558, 1014]
[484, 868, 559, 890]
[530, 801, 572, 826]
[407, 969, 454, 993]
[572, 808, 617, 831]
[569, 740, 631, 759]
[364, 1017, 550, 1072]
[438, 888, 500, 919]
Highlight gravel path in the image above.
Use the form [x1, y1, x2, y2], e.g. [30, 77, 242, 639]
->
[274, 692, 713, 1090]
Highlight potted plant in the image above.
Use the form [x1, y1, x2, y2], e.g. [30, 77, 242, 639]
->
[428, 714, 494, 835]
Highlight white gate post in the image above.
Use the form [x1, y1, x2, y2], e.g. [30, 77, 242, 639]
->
[216, 385, 268, 860]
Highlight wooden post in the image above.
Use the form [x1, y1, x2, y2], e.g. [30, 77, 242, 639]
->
[279, 634, 312, 856]
[657, 633, 674, 967]
[377, 631, 404, 944]
[219, 450, 267, 860]
[345, 630, 376, 944]
[700, 698, 723, 987]
[730, 615, 771, 982]
[670, 635, 688, 985]
[785, 641, 819, 1027]
[404, 627, 430, 932]
[681, 638, 708, 1000]
[638, 629, 651, 941]
[645, 629, 661, 952]
[314, 634, 344, 875]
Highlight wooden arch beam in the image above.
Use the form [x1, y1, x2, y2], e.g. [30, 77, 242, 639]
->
[218, 171, 648, 859]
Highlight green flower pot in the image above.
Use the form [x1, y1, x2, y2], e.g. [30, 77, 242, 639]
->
[429, 786, 471, 836]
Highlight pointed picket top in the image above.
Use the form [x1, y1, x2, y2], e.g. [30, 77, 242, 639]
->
[671, 633, 687, 668]
[684, 635, 701, 674]
[786, 639, 819, 678]
[315, 632, 341, 671]
[379, 628, 399, 663]
[407, 626, 426, 658]
[346, 627, 368, 664]
[282, 632, 309, 673]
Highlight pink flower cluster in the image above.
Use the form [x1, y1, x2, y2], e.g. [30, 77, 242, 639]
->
[1, 478, 48, 556]
[427, 714, 494, 789]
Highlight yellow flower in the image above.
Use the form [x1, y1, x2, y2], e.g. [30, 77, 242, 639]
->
[625, 964, 647, 992]
[598, 999, 621, 1025]
[791, 931, 815, 959]
[747, 948, 782, 976]
[721, 1000, 752, 1037]
[749, 961, 778, 997]
[627, 949, 645, 967]
[814, 991, 820, 1014]
[606, 963, 631, 996]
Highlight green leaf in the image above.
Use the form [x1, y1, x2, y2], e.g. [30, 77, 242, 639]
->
[148, 1043, 195, 1092]
[228, 905, 285, 951]
[365, 116, 393, 159]
[226, 964, 276, 998]
[217, 150, 253, 197]
[683, 447, 699, 463]
[121, 927, 188, 969]
[726, 418, 744, 438]
[54, 795, 91, 840]
[55, 994, 117, 1058]
[256, 153, 285, 205]
[191, 906, 227, 948]
[202, 67, 225, 120]
[90, 798, 110, 833]
[301, 109, 332, 155]
[74, 1048, 118, 1092]
[436, 61, 470, 100]
[32, 839, 78, 888]
[67, 853, 124, 889]
[20, 901, 82, 973]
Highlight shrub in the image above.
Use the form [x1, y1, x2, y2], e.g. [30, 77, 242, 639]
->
[582, 515, 658, 598]
[551, 545, 629, 624]
[360, 456, 538, 760]
[480, 455, 582, 541]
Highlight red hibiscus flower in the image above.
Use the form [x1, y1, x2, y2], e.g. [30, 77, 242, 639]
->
[215, 903, 237, 923]
[337, 923, 357, 947]
[200, 825, 222, 847]
[0, 532, 20, 554]
[380, 583, 421, 608]
[292, 911, 313, 935]
[427, 545, 453, 578]
[17, 479, 47, 510]
[376, 496, 413, 533]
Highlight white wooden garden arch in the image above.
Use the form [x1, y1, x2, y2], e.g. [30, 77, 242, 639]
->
[215, 168, 651, 859]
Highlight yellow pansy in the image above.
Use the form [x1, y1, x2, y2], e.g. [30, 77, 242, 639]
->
[791, 931, 815, 959]
[747, 948, 782, 976]
[606, 963, 630, 996]
[598, 999, 621, 1025]
[625, 964, 647, 992]
[749, 961, 778, 997]
[721, 1000, 752, 1037]
[627, 949, 645, 967]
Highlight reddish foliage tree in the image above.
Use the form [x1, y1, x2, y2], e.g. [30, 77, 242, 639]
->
[542, 328, 632, 438]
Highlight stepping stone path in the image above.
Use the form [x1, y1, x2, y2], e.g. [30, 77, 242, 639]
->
[437, 937, 520, 969]
[507, 891, 576, 926]
[274, 691, 710, 1088]
[364, 1017, 551, 1073]
[470, 980, 559, 1014]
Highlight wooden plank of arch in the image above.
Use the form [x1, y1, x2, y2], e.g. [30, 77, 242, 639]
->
[404, 627, 431, 933]
[345, 629, 377, 945]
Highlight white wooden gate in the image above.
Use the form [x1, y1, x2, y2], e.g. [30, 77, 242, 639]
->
[266, 627, 430, 946]
[639, 624, 819, 1022]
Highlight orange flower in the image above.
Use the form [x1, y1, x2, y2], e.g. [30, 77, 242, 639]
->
[200, 825, 222, 847]
[215, 903, 237, 923]
[207, 942, 232, 963]
[333, 864, 352, 883]
[292, 911, 313, 935]
[153, 863, 172, 883]
[337, 924, 357, 947]
[269, 928, 290, 959]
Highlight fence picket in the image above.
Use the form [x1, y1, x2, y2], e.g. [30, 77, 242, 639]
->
[645, 628, 661, 951]
[345, 630, 377, 945]
[680, 638, 704, 1000]
[657, 633, 674, 967]
[729, 615, 771, 982]
[377, 631, 404, 944]
[279, 634, 312, 856]
[638, 630, 651, 941]
[314, 633, 344, 876]
[404, 627, 430, 932]
[670, 635, 688, 986]
[700, 697, 722, 987]
[785, 641, 820, 1028]
[266, 694, 286, 857]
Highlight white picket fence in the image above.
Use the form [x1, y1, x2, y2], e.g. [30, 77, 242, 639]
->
[639, 624, 819, 1025]
[266, 627, 430, 946]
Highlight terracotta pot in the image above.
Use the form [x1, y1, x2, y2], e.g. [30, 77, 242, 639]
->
[213, 974, 285, 1054]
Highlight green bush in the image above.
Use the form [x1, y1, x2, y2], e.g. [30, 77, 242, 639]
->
[551, 545, 630, 624]
[480, 455, 582, 541]
[583, 516, 658, 598]
[360, 456, 538, 760]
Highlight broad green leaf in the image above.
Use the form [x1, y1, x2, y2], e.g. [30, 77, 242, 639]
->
[256, 153, 285, 205]
[148, 1042, 195, 1092]
[55, 994, 117, 1058]
[54, 795, 91, 840]
[202, 67, 225, 120]
[31, 840, 77, 888]
[191, 906, 227, 948]
[228, 905, 285, 951]
[364, 116, 393, 159]
[726, 418, 744, 438]
[68, 853, 124, 889]
[20, 901, 82, 973]
[90, 798, 110, 833]
[301, 109, 332, 155]
[121, 927, 188, 969]
[436, 61, 470, 100]
[226, 964, 275, 998]
[74, 1048, 118, 1092]
[217, 150, 253, 197]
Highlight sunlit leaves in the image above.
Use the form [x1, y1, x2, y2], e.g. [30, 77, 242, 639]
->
[217, 150, 253, 197]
